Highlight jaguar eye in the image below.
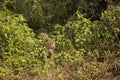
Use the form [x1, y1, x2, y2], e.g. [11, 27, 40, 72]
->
[51, 46, 55, 49]
[45, 39, 48, 42]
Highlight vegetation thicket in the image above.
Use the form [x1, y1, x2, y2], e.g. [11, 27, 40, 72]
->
[0, 0, 120, 80]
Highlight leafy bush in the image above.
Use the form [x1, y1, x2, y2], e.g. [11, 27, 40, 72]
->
[64, 11, 92, 49]
[0, 1, 120, 80]
[53, 24, 73, 52]
[7, 0, 45, 30]
[53, 7, 120, 79]
[0, 9, 45, 77]
[91, 5, 120, 56]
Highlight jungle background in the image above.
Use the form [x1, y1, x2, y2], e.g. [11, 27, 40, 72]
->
[0, 0, 120, 80]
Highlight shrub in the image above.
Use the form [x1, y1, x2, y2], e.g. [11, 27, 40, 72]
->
[0, 9, 45, 77]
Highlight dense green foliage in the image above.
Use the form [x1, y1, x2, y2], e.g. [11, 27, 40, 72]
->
[0, 0, 120, 80]
[0, 9, 45, 79]
[6, 0, 109, 30]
